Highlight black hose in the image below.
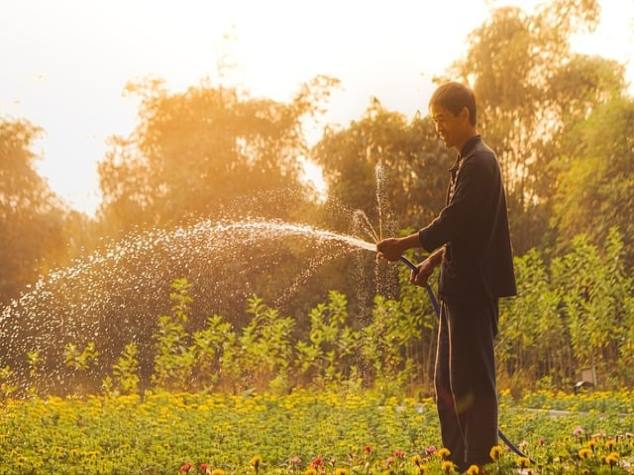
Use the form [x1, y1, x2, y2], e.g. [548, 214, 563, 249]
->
[399, 257, 441, 315]
[399, 255, 535, 464]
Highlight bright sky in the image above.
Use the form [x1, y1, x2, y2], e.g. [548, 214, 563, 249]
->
[1, 0, 633, 216]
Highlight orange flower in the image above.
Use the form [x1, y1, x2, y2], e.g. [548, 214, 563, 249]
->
[179, 462, 193, 473]
[489, 445, 504, 461]
[437, 448, 451, 460]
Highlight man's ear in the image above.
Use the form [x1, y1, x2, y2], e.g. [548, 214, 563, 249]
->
[459, 106, 470, 124]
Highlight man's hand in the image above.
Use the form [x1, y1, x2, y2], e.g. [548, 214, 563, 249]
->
[376, 238, 405, 262]
[410, 257, 438, 287]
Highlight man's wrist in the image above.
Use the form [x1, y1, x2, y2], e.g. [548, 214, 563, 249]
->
[430, 247, 444, 265]
[398, 234, 420, 253]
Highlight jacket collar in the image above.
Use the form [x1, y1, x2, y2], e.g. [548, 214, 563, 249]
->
[460, 134, 481, 158]
[449, 134, 481, 173]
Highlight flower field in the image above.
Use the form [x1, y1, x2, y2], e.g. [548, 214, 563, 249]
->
[1, 389, 633, 474]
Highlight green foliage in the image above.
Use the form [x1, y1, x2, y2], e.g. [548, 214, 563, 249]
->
[112, 343, 140, 395]
[553, 97, 634, 269]
[152, 278, 195, 390]
[236, 296, 296, 393]
[552, 228, 631, 377]
[498, 248, 564, 387]
[296, 290, 361, 385]
[0, 365, 17, 401]
[498, 227, 633, 389]
[151, 278, 298, 394]
[618, 296, 634, 386]
[63, 342, 99, 371]
[124, 229, 634, 396]
[361, 295, 420, 394]
[189, 314, 236, 390]
[145, 278, 434, 396]
[12, 220, 634, 399]
[26, 349, 41, 397]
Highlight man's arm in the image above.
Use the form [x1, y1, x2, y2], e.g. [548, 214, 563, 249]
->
[418, 158, 490, 252]
[427, 245, 445, 265]
[376, 233, 445, 263]
[410, 245, 445, 286]
[376, 158, 490, 261]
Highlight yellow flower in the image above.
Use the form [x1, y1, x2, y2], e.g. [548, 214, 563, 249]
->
[578, 448, 592, 459]
[605, 452, 619, 467]
[437, 447, 451, 459]
[334, 469, 348, 475]
[411, 454, 423, 466]
[489, 444, 504, 461]
[587, 440, 596, 450]
[516, 457, 530, 468]
[211, 470, 225, 475]
[250, 455, 262, 470]
[304, 469, 317, 475]
[606, 439, 616, 450]
[441, 460, 456, 473]
[466, 465, 480, 474]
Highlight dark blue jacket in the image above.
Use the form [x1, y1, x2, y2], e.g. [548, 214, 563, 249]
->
[418, 135, 517, 304]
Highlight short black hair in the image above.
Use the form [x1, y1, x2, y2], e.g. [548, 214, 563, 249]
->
[429, 82, 477, 126]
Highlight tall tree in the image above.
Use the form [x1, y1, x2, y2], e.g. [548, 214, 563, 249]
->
[312, 98, 453, 235]
[0, 119, 66, 304]
[449, 0, 627, 255]
[552, 97, 634, 269]
[97, 76, 338, 238]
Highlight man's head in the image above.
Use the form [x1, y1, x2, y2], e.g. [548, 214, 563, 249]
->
[429, 82, 477, 150]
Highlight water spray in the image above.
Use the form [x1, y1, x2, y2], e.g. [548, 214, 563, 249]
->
[397, 254, 534, 463]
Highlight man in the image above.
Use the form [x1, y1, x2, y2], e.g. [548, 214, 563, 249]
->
[376, 81, 517, 471]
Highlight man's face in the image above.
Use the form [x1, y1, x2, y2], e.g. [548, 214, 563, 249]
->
[430, 103, 467, 149]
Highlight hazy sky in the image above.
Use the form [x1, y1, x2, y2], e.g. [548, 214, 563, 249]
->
[1, 0, 633, 216]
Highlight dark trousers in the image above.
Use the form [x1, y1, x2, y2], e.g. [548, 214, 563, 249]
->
[434, 297, 499, 470]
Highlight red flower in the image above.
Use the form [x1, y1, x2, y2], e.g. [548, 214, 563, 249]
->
[393, 449, 405, 458]
[310, 455, 324, 468]
[199, 463, 210, 474]
[425, 446, 437, 456]
[363, 444, 373, 454]
[179, 463, 193, 473]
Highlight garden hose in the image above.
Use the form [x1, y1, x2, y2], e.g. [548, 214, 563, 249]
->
[398, 255, 535, 463]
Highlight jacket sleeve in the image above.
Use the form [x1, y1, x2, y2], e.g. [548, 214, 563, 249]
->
[418, 158, 490, 252]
